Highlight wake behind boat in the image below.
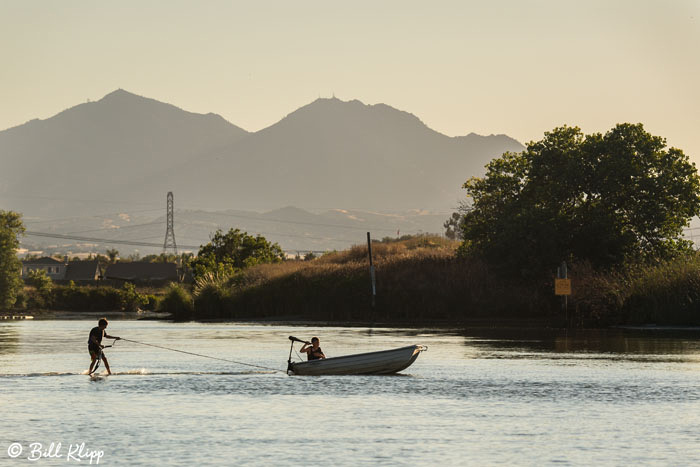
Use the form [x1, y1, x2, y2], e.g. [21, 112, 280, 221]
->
[287, 337, 427, 375]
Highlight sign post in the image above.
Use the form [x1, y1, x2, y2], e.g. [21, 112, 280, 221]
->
[367, 232, 376, 308]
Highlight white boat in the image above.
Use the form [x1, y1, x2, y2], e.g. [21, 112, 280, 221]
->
[287, 344, 427, 376]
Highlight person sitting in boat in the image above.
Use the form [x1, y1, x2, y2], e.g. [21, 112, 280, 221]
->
[300, 337, 325, 360]
[88, 318, 120, 375]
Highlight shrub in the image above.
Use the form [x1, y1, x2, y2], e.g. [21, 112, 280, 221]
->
[143, 294, 160, 311]
[27, 269, 53, 305]
[622, 257, 700, 325]
[119, 282, 148, 312]
[50, 285, 122, 311]
[13, 290, 27, 310]
[571, 256, 700, 326]
[192, 272, 232, 318]
[158, 283, 193, 319]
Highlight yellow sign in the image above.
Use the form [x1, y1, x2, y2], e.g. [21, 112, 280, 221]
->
[555, 278, 571, 296]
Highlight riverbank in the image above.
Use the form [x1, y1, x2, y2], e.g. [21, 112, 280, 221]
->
[0, 309, 171, 320]
[8, 236, 700, 327]
[163, 236, 700, 327]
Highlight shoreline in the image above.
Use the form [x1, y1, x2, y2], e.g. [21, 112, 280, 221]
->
[3, 309, 556, 327]
[3, 310, 700, 332]
[0, 310, 172, 321]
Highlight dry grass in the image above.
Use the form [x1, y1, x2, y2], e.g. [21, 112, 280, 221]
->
[239, 236, 457, 290]
[227, 238, 700, 326]
[185, 235, 550, 323]
[570, 256, 700, 326]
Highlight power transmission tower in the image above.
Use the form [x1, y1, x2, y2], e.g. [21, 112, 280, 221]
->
[163, 192, 178, 255]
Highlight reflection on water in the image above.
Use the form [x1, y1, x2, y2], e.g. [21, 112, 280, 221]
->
[363, 326, 700, 359]
[1, 320, 699, 466]
[0, 323, 20, 355]
[459, 327, 700, 356]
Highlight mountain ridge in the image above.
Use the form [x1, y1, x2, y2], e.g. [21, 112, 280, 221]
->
[1, 90, 516, 144]
[0, 89, 524, 225]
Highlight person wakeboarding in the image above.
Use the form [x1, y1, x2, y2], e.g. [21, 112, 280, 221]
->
[88, 318, 120, 375]
[299, 337, 325, 360]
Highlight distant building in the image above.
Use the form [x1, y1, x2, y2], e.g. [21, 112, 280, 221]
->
[64, 260, 101, 283]
[21, 257, 67, 280]
[104, 261, 179, 284]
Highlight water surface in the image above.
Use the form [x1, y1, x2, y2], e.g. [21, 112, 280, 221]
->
[2, 321, 699, 465]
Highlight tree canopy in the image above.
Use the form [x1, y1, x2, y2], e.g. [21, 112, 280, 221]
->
[190, 228, 284, 278]
[0, 211, 25, 309]
[459, 124, 700, 276]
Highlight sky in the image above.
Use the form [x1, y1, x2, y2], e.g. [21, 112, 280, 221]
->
[1, 0, 699, 159]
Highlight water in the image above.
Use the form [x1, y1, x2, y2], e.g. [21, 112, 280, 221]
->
[1, 321, 699, 466]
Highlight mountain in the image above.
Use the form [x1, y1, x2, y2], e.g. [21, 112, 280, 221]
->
[1, 90, 524, 249]
[127, 96, 523, 212]
[0, 89, 248, 215]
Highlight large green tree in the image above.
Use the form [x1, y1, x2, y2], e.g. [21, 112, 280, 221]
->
[460, 124, 700, 276]
[191, 228, 284, 278]
[0, 211, 25, 309]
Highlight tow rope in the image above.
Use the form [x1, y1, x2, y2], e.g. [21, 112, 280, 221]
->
[119, 338, 284, 373]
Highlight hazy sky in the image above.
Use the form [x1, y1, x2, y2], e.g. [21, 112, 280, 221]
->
[2, 0, 699, 159]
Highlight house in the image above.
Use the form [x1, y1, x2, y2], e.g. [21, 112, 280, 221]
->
[64, 260, 101, 283]
[21, 257, 67, 280]
[104, 262, 179, 284]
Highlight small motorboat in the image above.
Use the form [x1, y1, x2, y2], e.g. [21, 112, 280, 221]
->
[286, 336, 427, 376]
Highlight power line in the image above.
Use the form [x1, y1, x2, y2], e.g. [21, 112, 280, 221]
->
[64, 221, 164, 235]
[23, 231, 200, 250]
[127, 235, 171, 242]
[20, 206, 431, 239]
[0, 192, 163, 208]
[22, 210, 407, 242]
[24, 224, 410, 248]
[176, 221, 363, 243]
[22, 231, 328, 256]
[22, 208, 164, 225]
[21, 228, 365, 253]
[178, 207, 402, 233]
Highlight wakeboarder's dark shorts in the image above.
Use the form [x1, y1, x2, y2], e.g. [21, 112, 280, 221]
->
[88, 345, 101, 358]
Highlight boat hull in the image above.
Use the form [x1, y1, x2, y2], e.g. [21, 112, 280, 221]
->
[289, 345, 427, 376]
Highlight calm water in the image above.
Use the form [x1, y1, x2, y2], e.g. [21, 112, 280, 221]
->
[1, 321, 699, 466]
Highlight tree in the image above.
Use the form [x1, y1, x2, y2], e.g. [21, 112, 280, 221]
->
[0, 211, 25, 310]
[92, 254, 110, 271]
[304, 251, 317, 261]
[190, 229, 284, 278]
[27, 269, 53, 295]
[106, 248, 119, 263]
[443, 212, 464, 240]
[460, 124, 700, 276]
[26, 269, 53, 308]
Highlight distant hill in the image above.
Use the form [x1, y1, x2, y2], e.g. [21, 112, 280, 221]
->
[129, 96, 524, 212]
[1, 89, 524, 249]
[0, 89, 248, 215]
